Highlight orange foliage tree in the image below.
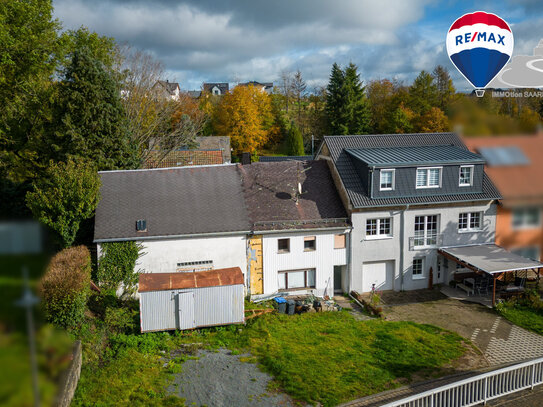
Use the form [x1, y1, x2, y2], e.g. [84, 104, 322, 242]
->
[212, 85, 278, 155]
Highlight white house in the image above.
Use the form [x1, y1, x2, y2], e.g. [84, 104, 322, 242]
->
[94, 165, 250, 288]
[239, 160, 350, 298]
[317, 133, 502, 293]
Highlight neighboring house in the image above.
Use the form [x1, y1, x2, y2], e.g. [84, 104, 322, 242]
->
[317, 133, 501, 293]
[94, 165, 250, 290]
[152, 80, 181, 100]
[239, 160, 350, 297]
[259, 156, 313, 162]
[143, 136, 232, 168]
[203, 82, 229, 96]
[465, 133, 543, 261]
[238, 81, 274, 93]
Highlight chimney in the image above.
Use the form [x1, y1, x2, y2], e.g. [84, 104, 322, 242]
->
[241, 152, 251, 165]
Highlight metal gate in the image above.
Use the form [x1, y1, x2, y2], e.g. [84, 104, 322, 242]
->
[177, 291, 195, 330]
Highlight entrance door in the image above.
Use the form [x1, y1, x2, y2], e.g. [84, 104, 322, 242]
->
[177, 292, 195, 330]
[334, 266, 343, 293]
[362, 261, 394, 292]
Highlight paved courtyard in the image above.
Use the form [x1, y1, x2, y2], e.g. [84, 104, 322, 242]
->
[383, 296, 543, 366]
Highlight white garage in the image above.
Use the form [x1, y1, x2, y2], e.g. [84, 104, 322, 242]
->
[362, 261, 394, 292]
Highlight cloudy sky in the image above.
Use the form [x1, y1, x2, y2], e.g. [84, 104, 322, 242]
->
[52, 0, 543, 91]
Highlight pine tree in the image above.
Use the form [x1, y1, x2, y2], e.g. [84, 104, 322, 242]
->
[287, 121, 304, 156]
[433, 65, 455, 111]
[408, 71, 438, 116]
[325, 63, 346, 134]
[48, 47, 137, 170]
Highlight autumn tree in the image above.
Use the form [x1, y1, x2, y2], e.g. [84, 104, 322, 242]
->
[433, 65, 455, 111]
[212, 85, 277, 155]
[416, 107, 449, 133]
[408, 71, 438, 116]
[291, 69, 307, 129]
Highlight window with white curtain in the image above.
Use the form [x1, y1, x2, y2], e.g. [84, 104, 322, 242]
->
[278, 269, 316, 290]
[416, 167, 441, 188]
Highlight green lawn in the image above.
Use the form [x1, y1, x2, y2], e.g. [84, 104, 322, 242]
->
[497, 304, 543, 336]
[73, 311, 467, 407]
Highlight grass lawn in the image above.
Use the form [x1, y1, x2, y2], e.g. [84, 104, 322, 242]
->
[73, 310, 467, 407]
[497, 304, 543, 336]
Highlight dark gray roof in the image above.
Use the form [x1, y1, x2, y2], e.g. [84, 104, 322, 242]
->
[259, 155, 313, 162]
[94, 165, 250, 241]
[157, 80, 179, 95]
[203, 83, 229, 94]
[321, 133, 501, 208]
[346, 145, 485, 168]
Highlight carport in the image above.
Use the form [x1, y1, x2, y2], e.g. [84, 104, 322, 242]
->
[438, 244, 543, 306]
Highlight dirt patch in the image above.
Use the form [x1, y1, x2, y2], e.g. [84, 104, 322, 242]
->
[168, 348, 301, 407]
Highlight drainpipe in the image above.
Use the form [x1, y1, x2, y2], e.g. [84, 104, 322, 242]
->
[399, 204, 410, 291]
[370, 166, 375, 199]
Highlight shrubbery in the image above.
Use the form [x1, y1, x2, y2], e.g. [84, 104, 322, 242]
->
[97, 241, 142, 295]
[39, 246, 91, 328]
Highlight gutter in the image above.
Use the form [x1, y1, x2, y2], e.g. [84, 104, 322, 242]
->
[256, 226, 352, 235]
[94, 229, 251, 243]
[352, 196, 500, 210]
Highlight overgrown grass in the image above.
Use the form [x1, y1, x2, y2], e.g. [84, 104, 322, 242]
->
[496, 304, 543, 336]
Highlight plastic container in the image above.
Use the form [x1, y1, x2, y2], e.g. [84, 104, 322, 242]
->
[274, 297, 287, 314]
[287, 300, 296, 315]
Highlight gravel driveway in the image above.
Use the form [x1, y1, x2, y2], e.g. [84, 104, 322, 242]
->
[168, 348, 300, 407]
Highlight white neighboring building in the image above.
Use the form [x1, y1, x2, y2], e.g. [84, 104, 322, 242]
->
[239, 160, 351, 298]
[317, 133, 502, 293]
[94, 164, 250, 286]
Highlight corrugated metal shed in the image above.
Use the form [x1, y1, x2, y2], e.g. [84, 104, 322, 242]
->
[138, 267, 245, 332]
[346, 145, 485, 168]
[321, 133, 501, 208]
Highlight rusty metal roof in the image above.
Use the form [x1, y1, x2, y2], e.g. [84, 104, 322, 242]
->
[138, 267, 244, 292]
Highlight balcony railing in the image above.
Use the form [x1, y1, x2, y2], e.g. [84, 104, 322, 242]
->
[409, 234, 442, 250]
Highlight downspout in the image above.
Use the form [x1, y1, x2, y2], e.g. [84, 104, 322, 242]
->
[399, 204, 410, 291]
[370, 166, 375, 199]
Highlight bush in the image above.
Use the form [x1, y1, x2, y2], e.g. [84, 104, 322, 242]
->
[97, 241, 142, 295]
[39, 246, 91, 328]
[104, 307, 138, 334]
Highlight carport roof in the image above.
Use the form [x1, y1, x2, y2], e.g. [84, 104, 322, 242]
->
[438, 244, 543, 274]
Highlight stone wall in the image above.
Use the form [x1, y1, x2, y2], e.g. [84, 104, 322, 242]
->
[56, 340, 82, 407]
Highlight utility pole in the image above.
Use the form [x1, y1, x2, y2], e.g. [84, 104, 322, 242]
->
[15, 267, 40, 407]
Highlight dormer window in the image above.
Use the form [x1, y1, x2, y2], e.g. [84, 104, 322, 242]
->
[380, 169, 395, 191]
[136, 219, 147, 232]
[459, 166, 473, 186]
[416, 167, 441, 189]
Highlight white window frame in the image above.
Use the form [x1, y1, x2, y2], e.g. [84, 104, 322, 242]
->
[416, 167, 442, 189]
[459, 165, 474, 187]
[413, 215, 439, 248]
[380, 169, 395, 191]
[412, 258, 425, 280]
[366, 217, 393, 240]
[512, 207, 542, 230]
[278, 268, 316, 291]
[458, 211, 483, 232]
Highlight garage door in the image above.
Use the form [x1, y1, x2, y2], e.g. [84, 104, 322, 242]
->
[362, 261, 394, 292]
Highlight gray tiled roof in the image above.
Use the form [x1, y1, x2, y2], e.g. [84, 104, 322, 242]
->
[258, 155, 313, 162]
[322, 133, 501, 208]
[346, 145, 485, 168]
[94, 165, 250, 241]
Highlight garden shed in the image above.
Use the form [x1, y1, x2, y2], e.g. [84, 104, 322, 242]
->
[138, 267, 245, 332]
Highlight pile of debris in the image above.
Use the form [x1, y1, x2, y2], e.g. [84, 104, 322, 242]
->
[273, 295, 341, 315]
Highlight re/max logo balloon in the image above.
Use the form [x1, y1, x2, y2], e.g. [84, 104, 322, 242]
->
[446, 11, 514, 90]
[455, 32, 506, 46]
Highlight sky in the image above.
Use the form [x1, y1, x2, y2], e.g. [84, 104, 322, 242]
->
[52, 0, 543, 92]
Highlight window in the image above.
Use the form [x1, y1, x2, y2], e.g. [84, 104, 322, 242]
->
[278, 238, 290, 253]
[459, 166, 473, 186]
[458, 212, 482, 232]
[412, 258, 424, 279]
[136, 219, 147, 232]
[512, 208, 541, 229]
[416, 167, 441, 188]
[176, 260, 213, 272]
[334, 234, 346, 249]
[366, 218, 392, 238]
[304, 236, 316, 251]
[414, 215, 438, 247]
[380, 169, 395, 191]
[512, 247, 540, 261]
[278, 269, 316, 290]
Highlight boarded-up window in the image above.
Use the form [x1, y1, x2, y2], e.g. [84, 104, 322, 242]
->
[334, 234, 346, 249]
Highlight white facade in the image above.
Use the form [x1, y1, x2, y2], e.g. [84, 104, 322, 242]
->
[98, 234, 247, 277]
[350, 202, 497, 293]
[260, 229, 350, 297]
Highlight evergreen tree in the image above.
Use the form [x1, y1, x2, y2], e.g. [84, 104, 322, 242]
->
[408, 71, 438, 116]
[48, 47, 137, 170]
[287, 121, 304, 156]
[325, 62, 371, 135]
[432, 65, 455, 111]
